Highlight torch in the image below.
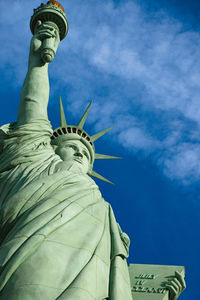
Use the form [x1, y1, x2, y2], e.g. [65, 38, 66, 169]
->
[30, 0, 68, 63]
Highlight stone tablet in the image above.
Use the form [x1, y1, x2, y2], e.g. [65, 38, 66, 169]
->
[129, 264, 185, 300]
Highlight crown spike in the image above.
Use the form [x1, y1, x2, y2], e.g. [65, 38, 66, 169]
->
[59, 95, 67, 127]
[95, 154, 121, 160]
[91, 126, 113, 142]
[77, 102, 92, 129]
[90, 170, 114, 185]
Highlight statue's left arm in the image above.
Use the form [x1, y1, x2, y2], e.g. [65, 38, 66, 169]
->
[17, 21, 60, 125]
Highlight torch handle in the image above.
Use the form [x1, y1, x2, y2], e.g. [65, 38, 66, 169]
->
[35, 21, 60, 63]
[41, 37, 56, 63]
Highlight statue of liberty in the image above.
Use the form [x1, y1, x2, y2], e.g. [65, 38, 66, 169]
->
[0, 1, 185, 299]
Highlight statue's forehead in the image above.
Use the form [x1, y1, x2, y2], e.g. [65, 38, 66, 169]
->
[61, 139, 89, 152]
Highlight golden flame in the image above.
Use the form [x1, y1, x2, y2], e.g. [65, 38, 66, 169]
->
[47, 0, 64, 12]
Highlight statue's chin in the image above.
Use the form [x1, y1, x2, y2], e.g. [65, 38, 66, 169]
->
[58, 160, 88, 175]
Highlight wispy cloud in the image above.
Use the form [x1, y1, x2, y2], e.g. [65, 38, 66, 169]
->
[1, 0, 200, 185]
[160, 143, 200, 184]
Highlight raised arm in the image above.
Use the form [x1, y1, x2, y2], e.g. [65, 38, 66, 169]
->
[17, 21, 60, 125]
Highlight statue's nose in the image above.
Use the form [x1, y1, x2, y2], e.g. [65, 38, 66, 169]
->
[74, 152, 83, 158]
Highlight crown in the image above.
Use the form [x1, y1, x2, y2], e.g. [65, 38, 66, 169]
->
[30, 1, 68, 40]
[50, 96, 120, 184]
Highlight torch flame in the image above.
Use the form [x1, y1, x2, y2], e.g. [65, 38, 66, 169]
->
[47, 0, 64, 12]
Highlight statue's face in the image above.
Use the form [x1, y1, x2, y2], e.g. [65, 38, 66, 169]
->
[55, 140, 91, 174]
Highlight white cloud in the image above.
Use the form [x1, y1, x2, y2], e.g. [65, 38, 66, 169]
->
[118, 127, 159, 152]
[161, 143, 200, 184]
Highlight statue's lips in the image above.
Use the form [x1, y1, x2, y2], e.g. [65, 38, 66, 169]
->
[74, 158, 83, 164]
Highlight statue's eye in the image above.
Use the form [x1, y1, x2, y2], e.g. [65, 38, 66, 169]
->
[68, 145, 77, 151]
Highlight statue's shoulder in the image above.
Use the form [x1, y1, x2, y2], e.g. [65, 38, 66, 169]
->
[0, 119, 53, 137]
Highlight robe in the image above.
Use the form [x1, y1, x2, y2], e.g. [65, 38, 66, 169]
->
[0, 119, 132, 300]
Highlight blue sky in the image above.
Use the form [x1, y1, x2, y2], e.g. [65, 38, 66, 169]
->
[0, 0, 200, 298]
